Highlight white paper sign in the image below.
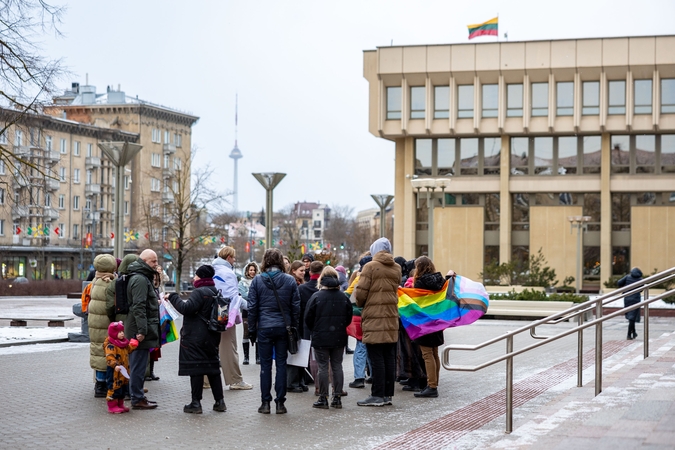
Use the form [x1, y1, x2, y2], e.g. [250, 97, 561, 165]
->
[286, 339, 311, 367]
[118, 366, 130, 379]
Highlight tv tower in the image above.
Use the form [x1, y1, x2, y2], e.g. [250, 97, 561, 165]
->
[229, 95, 243, 212]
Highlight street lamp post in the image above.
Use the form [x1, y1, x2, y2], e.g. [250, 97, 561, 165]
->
[410, 178, 451, 261]
[253, 172, 286, 250]
[568, 215, 592, 294]
[98, 142, 143, 259]
[370, 194, 394, 238]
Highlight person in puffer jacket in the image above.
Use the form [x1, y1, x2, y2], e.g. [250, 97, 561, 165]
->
[247, 248, 300, 415]
[617, 267, 644, 340]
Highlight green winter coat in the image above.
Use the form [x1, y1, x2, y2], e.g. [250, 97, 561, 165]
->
[124, 259, 160, 350]
[105, 254, 139, 324]
[88, 254, 118, 371]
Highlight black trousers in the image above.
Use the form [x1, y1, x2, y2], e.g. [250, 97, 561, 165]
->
[190, 373, 224, 402]
[366, 342, 397, 398]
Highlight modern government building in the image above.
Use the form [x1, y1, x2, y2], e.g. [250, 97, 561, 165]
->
[363, 35, 675, 290]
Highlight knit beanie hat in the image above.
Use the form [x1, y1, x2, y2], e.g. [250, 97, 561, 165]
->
[108, 321, 125, 340]
[301, 253, 315, 262]
[195, 264, 215, 279]
[359, 255, 373, 269]
[370, 237, 392, 255]
[335, 265, 347, 275]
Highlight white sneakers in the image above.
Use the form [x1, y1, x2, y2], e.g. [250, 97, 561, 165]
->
[229, 380, 253, 390]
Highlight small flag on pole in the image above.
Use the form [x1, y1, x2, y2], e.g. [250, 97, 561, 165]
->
[467, 17, 498, 40]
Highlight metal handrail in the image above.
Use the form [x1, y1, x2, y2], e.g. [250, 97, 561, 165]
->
[441, 266, 675, 433]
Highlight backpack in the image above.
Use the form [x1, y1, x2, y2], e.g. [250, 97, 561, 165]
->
[200, 287, 231, 333]
[81, 282, 93, 313]
[115, 273, 151, 315]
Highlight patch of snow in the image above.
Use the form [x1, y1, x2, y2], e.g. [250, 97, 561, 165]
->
[0, 342, 87, 356]
[0, 326, 69, 343]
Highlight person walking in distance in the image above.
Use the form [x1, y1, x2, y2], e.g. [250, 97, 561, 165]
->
[238, 261, 260, 365]
[617, 267, 644, 340]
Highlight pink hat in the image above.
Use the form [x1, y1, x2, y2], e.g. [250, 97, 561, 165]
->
[335, 265, 347, 275]
[108, 321, 125, 340]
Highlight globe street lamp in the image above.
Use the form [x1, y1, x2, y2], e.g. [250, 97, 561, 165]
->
[98, 141, 143, 259]
[370, 194, 394, 238]
[568, 215, 592, 294]
[410, 178, 451, 261]
[253, 172, 286, 250]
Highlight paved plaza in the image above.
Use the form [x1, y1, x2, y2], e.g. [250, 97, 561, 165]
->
[0, 296, 674, 449]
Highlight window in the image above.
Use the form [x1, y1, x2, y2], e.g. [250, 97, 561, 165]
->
[410, 86, 425, 119]
[414, 139, 432, 176]
[634, 79, 652, 114]
[0, 131, 6, 144]
[151, 153, 161, 167]
[611, 135, 630, 173]
[174, 158, 182, 171]
[163, 154, 170, 168]
[150, 203, 159, 216]
[0, 159, 5, 174]
[313, 220, 321, 228]
[150, 178, 160, 192]
[86, 143, 93, 157]
[14, 129, 23, 146]
[59, 167, 66, 182]
[58, 223, 64, 238]
[124, 201, 129, 215]
[164, 130, 170, 143]
[438, 139, 455, 176]
[482, 84, 498, 118]
[457, 85, 474, 118]
[434, 86, 449, 119]
[74, 141, 80, 156]
[531, 82, 548, 116]
[506, 84, 523, 117]
[124, 175, 130, 190]
[661, 79, 675, 114]
[73, 168, 80, 183]
[58, 195, 65, 209]
[174, 133, 182, 147]
[86, 170, 92, 184]
[60, 138, 67, 154]
[459, 138, 479, 175]
[663, 135, 675, 173]
[386, 86, 401, 120]
[45, 136, 52, 151]
[85, 198, 92, 211]
[558, 136, 578, 174]
[608, 80, 626, 115]
[557, 82, 574, 116]
[73, 224, 79, 239]
[483, 137, 501, 175]
[582, 81, 600, 115]
[0, 187, 4, 204]
[635, 135, 655, 173]
[73, 195, 80, 210]
[45, 193, 51, 207]
[0, 219, 4, 236]
[582, 136, 601, 174]
[534, 137, 553, 175]
[415, 137, 500, 177]
[152, 128, 161, 143]
[510, 137, 529, 174]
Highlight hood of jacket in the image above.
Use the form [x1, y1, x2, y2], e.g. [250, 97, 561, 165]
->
[261, 269, 284, 288]
[244, 261, 260, 280]
[319, 275, 340, 289]
[370, 237, 392, 255]
[414, 272, 446, 291]
[630, 267, 643, 278]
[118, 254, 139, 275]
[212, 256, 233, 269]
[372, 250, 396, 267]
[127, 258, 157, 279]
[94, 254, 117, 273]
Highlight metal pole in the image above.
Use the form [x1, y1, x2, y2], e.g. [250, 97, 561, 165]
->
[266, 188, 273, 249]
[577, 312, 583, 387]
[595, 299, 603, 396]
[505, 335, 513, 433]
[576, 223, 582, 294]
[644, 287, 649, 359]
[427, 189, 434, 261]
[115, 164, 124, 259]
[379, 205, 386, 238]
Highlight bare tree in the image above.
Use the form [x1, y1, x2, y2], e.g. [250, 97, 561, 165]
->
[324, 204, 376, 270]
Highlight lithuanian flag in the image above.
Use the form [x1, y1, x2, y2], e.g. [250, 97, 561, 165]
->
[468, 17, 498, 40]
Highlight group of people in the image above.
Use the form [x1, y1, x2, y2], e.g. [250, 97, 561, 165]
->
[86, 236, 460, 415]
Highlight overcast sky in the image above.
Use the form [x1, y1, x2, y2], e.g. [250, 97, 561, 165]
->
[42, 0, 675, 216]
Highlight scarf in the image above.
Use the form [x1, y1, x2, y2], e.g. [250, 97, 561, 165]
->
[193, 278, 215, 289]
[95, 271, 115, 283]
[310, 274, 320, 280]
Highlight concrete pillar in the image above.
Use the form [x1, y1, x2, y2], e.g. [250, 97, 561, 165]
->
[499, 134, 512, 265]
[600, 132, 612, 288]
[393, 137, 416, 258]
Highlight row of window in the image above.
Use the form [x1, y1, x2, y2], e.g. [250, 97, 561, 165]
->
[151, 128, 183, 147]
[1, 130, 100, 157]
[415, 134, 675, 176]
[150, 153, 182, 170]
[389, 79, 675, 120]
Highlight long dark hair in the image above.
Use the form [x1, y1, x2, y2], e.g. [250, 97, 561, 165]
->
[261, 248, 285, 272]
[414, 256, 436, 283]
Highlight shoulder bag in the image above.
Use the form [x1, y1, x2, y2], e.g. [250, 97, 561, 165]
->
[270, 275, 299, 355]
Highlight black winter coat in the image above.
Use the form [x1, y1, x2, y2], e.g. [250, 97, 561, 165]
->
[304, 276, 353, 348]
[168, 286, 222, 376]
[125, 259, 160, 350]
[411, 272, 446, 348]
[298, 278, 319, 340]
[248, 270, 300, 334]
[617, 267, 644, 322]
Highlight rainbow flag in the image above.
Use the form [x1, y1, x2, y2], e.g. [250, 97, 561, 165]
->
[398, 275, 489, 341]
[159, 301, 178, 345]
[468, 17, 498, 40]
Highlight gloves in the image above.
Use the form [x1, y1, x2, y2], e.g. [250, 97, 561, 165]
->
[130, 338, 139, 347]
[249, 332, 257, 346]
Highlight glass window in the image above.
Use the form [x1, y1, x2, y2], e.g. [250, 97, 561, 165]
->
[662, 135, 675, 173]
[457, 85, 474, 118]
[86, 143, 93, 157]
[415, 139, 432, 176]
[661, 79, 675, 114]
[482, 84, 498, 118]
[582, 136, 601, 174]
[437, 139, 455, 176]
[60, 138, 67, 154]
[510, 137, 529, 174]
[534, 137, 553, 175]
[635, 135, 655, 173]
[410, 86, 425, 119]
[608, 80, 626, 115]
[459, 138, 478, 175]
[434, 86, 449, 119]
[557, 82, 574, 116]
[612, 247, 630, 276]
[386, 86, 401, 120]
[73, 195, 80, 210]
[634, 79, 652, 114]
[582, 81, 600, 115]
[45, 136, 52, 151]
[611, 135, 630, 173]
[531, 82, 548, 116]
[512, 194, 530, 229]
[483, 137, 501, 174]
[485, 193, 500, 227]
[507, 84, 523, 117]
[74, 141, 80, 156]
[558, 136, 578, 174]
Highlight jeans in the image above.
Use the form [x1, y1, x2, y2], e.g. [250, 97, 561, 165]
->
[420, 346, 440, 388]
[129, 348, 149, 404]
[190, 373, 224, 402]
[366, 342, 396, 398]
[315, 347, 344, 396]
[257, 327, 288, 403]
[353, 340, 371, 379]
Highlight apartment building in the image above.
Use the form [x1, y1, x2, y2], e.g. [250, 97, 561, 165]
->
[363, 35, 675, 289]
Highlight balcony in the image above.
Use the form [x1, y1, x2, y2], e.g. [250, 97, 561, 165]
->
[45, 178, 60, 191]
[11, 205, 29, 219]
[85, 184, 101, 196]
[13, 145, 31, 157]
[163, 143, 176, 154]
[43, 207, 59, 221]
[45, 150, 60, 165]
[12, 177, 28, 189]
[83, 210, 100, 225]
[85, 156, 101, 169]
[162, 191, 173, 203]
[162, 166, 175, 178]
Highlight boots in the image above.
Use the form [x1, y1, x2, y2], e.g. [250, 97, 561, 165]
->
[145, 360, 160, 381]
[117, 398, 130, 413]
[255, 345, 260, 364]
[258, 401, 271, 414]
[313, 395, 329, 409]
[107, 400, 124, 414]
[330, 395, 342, 409]
[213, 398, 227, 412]
[183, 400, 202, 414]
[94, 381, 107, 398]
[243, 342, 250, 365]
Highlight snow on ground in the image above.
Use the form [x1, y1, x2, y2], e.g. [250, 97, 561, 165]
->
[0, 326, 70, 343]
[0, 342, 88, 356]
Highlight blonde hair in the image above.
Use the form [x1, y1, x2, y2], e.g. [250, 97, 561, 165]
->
[218, 246, 235, 260]
[318, 265, 339, 289]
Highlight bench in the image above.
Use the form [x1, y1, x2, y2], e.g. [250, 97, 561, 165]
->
[0, 317, 75, 327]
[486, 300, 574, 319]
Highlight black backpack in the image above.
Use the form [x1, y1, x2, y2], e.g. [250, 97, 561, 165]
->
[115, 273, 151, 315]
[198, 287, 231, 332]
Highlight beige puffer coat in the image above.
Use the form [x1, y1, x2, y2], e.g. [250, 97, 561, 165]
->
[354, 251, 401, 344]
[88, 254, 117, 371]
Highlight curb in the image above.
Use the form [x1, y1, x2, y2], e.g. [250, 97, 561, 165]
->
[0, 337, 70, 348]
